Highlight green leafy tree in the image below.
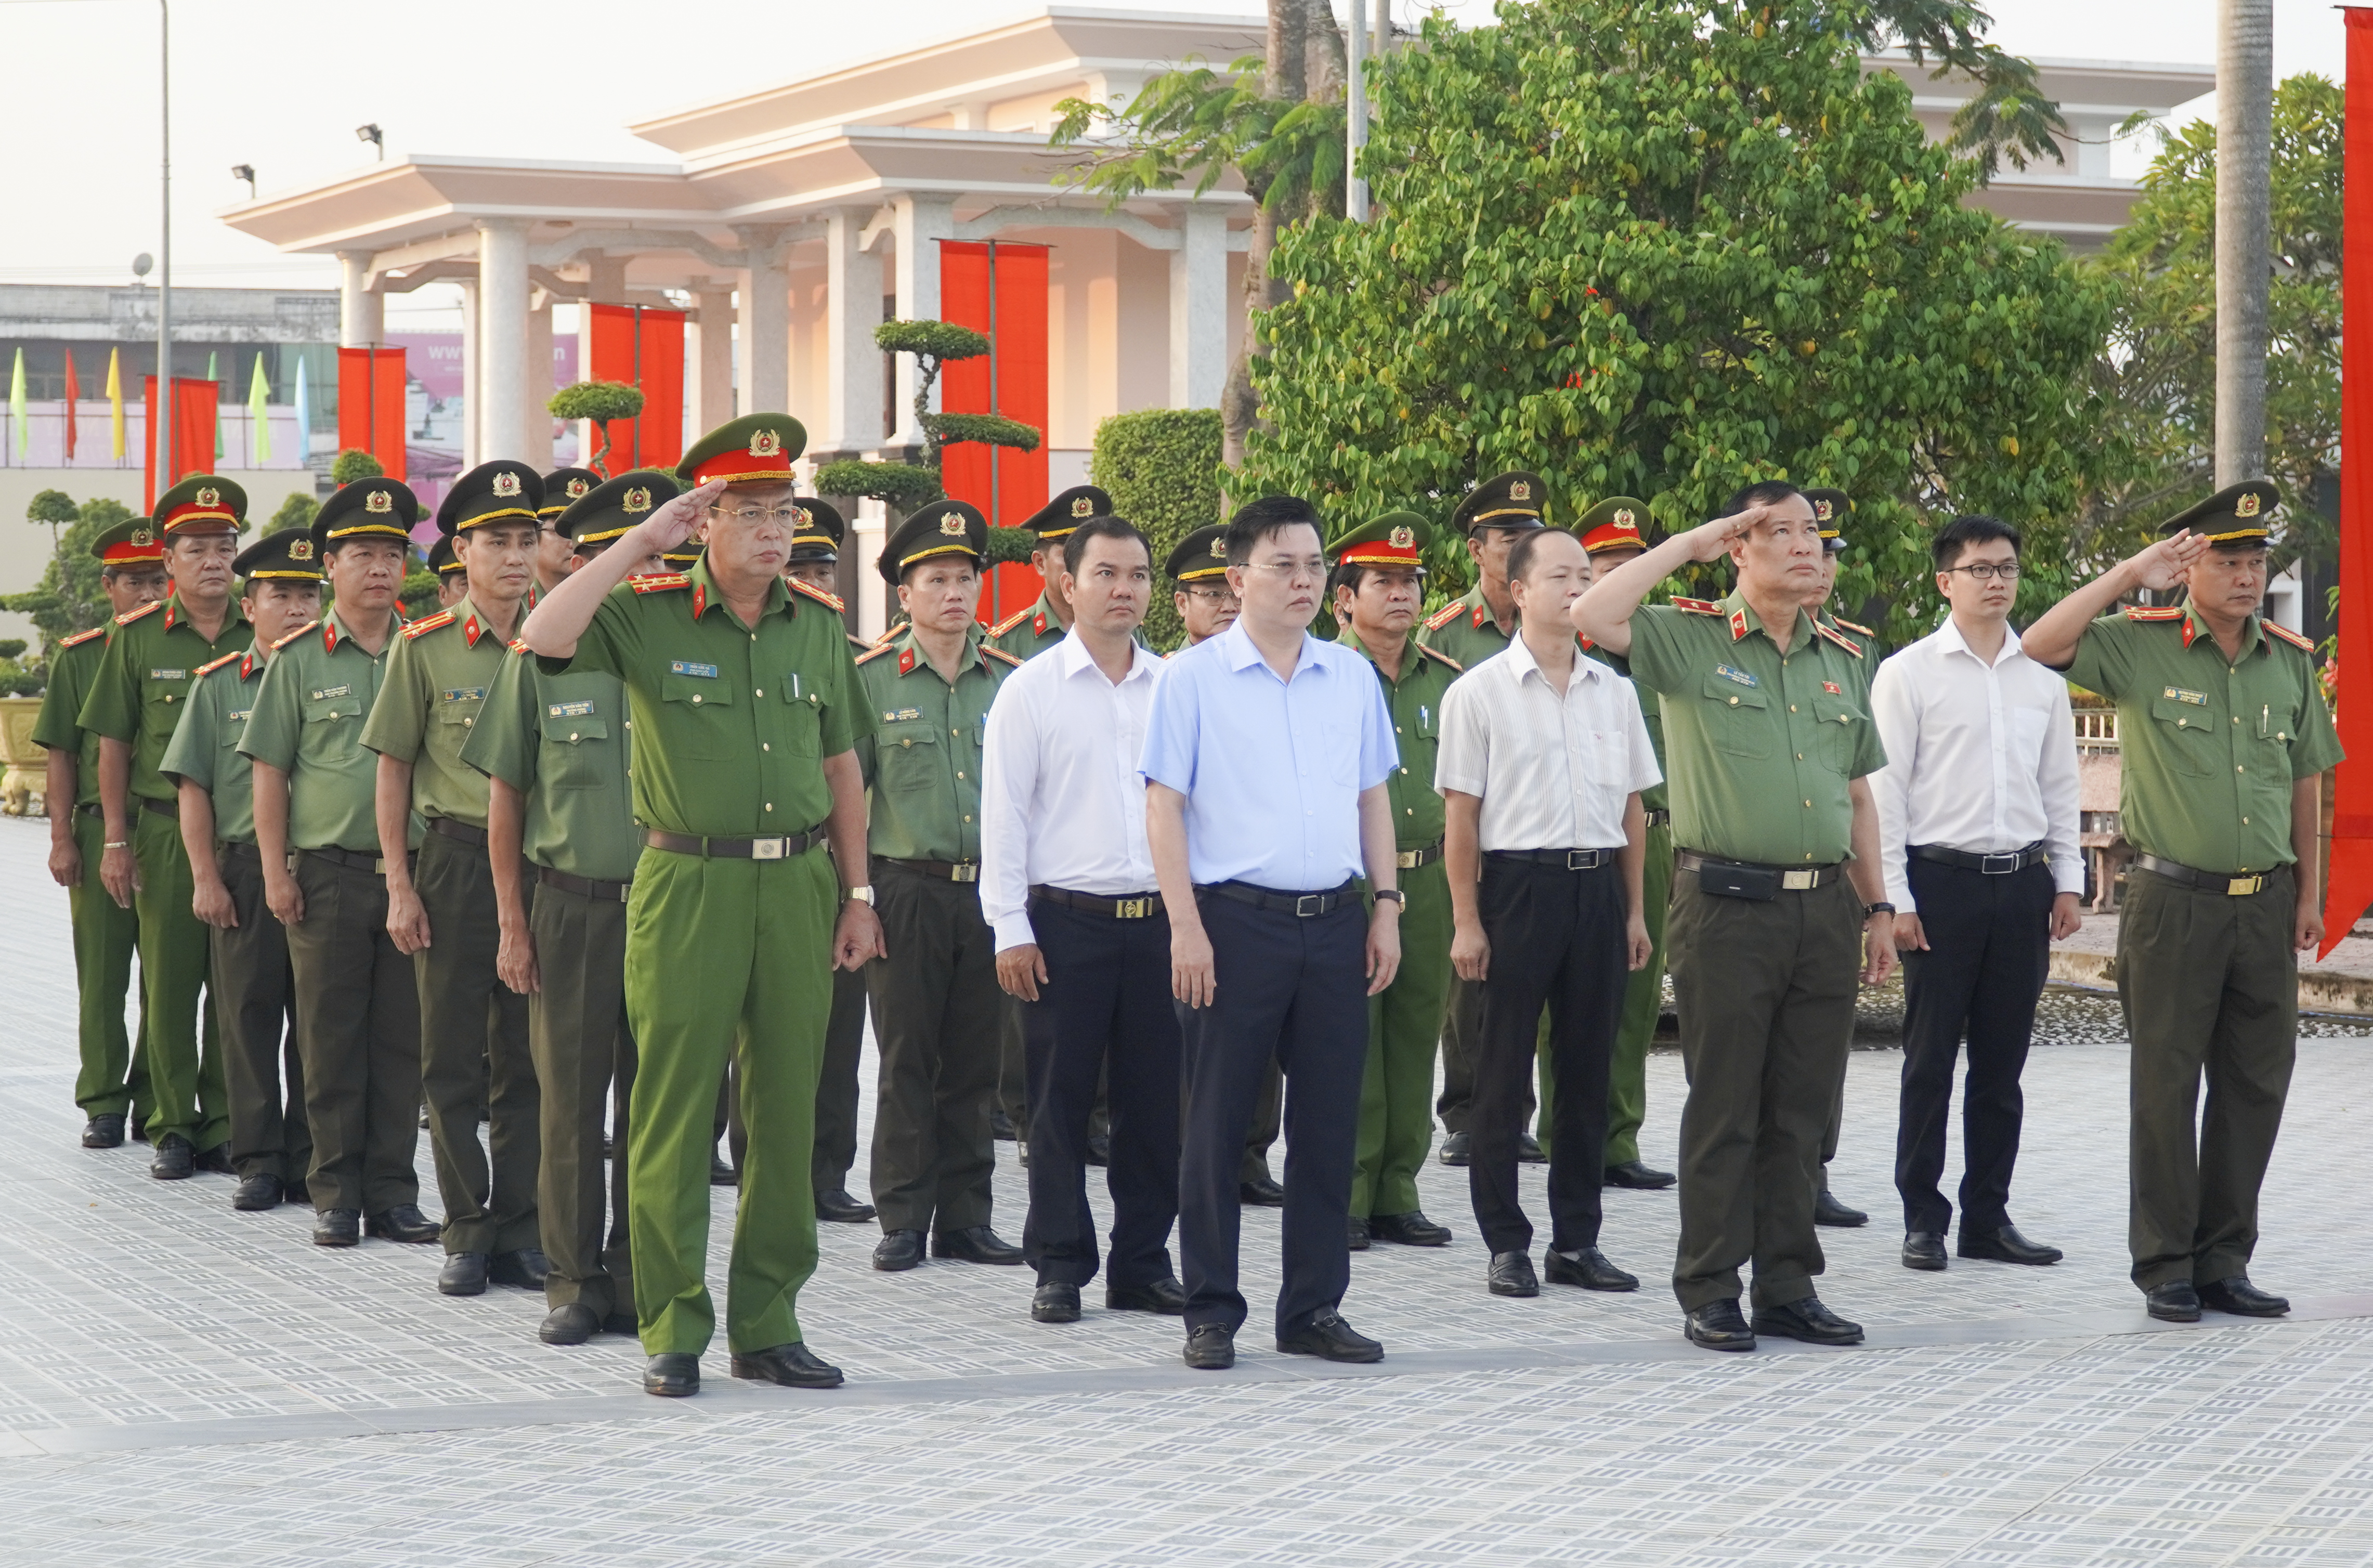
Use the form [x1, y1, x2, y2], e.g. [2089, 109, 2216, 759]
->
[265, 491, 321, 535]
[331, 448, 385, 485]
[547, 380, 647, 478]
[813, 319, 1041, 514]
[26, 488, 77, 553]
[1, 496, 136, 652]
[1093, 409, 1225, 650]
[1241, 0, 2107, 642]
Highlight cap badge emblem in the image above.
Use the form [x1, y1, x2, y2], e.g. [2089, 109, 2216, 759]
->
[938, 512, 967, 537]
[566, 477, 590, 499]
[1071, 495, 1094, 518]
[2235, 492, 2262, 518]
[1509, 480, 1531, 502]
[1814, 500, 1833, 521]
[132, 526, 153, 546]
[1388, 526, 1415, 549]
[1614, 508, 1635, 528]
[364, 489, 393, 514]
[492, 471, 523, 499]
[750, 429, 783, 458]
[194, 486, 221, 509]
[289, 538, 315, 561]
[1209, 538, 1226, 557]
[623, 487, 651, 515]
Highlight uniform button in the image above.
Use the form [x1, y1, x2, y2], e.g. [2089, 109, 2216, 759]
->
[755, 688, 763, 698]
[1399, 767, 1408, 775]
[463, 716, 473, 726]
[1729, 697, 1739, 707]
[2237, 765, 2244, 773]
[692, 694, 702, 704]
[764, 803, 773, 812]
[2242, 816, 2250, 825]
[762, 742, 770, 752]
[1789, 704, 1797, 713]
[1803, 800, 1811, 808]
[1797, 753, 1804, 760]
[963, 814, 972, 824]
[957, 772, 966, 780]
[569, 731, 579, 742]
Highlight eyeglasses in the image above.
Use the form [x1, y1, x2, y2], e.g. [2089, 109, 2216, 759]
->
[1942, 561, 2022, 581]
[708, 505, 800, 527]
[1244, 557, 1329, 583]
[1183, 586, 1240, 606]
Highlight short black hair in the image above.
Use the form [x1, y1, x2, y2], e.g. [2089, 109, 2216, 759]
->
[1062, 515, 1151, 577]
[1723, 479, 1804, 516]
[1931, 514, 2022, 571]
[1506, 526, 1583, 586]
[1223, 495, 1324, 567]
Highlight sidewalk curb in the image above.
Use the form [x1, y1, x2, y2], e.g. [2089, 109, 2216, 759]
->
[2050, 949, 2373, 1017]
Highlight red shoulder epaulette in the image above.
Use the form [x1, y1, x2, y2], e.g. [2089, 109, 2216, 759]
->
[982, 646, 1024, 669]
[872, 623, 903, 645]
[114, 600, 164, 628]
[1815, 620, 1864, 658]
[509, 637, 530, 655]
[2124, 606, 2184, 621]
[60, 624, 108, 649]
[787, 578, 844, 613]
[854, 642, 897, 667]
[1419, 644, 1464, 673]
[1671, 597, 1722, 616]
[1831, 615, 1875, 637]
[2265, 620, 2316, 652]
[194, 649, 243, 676]
[272, 620, 319, 651]
[630, 573, 692, 594]
[402, 609, 455, 640]
[1421, 602, 1464, 632]
[988, 605, 1035, 638]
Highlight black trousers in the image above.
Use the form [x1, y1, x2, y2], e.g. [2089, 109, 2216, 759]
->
[865, 867, 1001, 1235]
[1177, 886, 1368, 1337]
[285, 851, 421, 1216]
[1471, 856, 1627, 1255]
[1895, 857, 2054, 1236]
[214, 842, 308, 1182]
[1022, 896, 1181, 1289]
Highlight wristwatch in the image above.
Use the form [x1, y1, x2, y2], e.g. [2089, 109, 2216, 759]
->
[1374, 888, 1405, 908]
[1863, 901, 1896, 919]
[844, 884, 875, 906]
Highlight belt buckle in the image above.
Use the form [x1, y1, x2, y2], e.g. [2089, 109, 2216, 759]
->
[1781, 868, 1818, 891]
[1979, 852, 2022, 876]
[1294, 894, 1324, 918]
[750, 837, 786, 861]
[1565, 850, 1597, 871]
[951, 863, 980, 883]
[1396, 848, 1419, 870]
[1115, 897, 1150, 920]
[2227, 874, 2262, 896]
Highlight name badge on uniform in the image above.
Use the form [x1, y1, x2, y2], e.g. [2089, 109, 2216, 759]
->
[2163, 686, 2208, 707]
[150, 668, 187, 681]
[549, 700, 596, 719]
[311, 685, 351, 701]
[884, 707, 922, 723]
[228, 708, 252, 723]
[439, 686, 486, 704]
[1714, 664, 1757, 688]
[670, 660, 718, 679]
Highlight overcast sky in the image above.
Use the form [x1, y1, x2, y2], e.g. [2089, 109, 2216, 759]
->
[0, 0, 2348, 322]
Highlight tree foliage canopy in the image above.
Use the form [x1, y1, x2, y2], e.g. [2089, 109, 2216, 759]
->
[1, 495, 136, 654]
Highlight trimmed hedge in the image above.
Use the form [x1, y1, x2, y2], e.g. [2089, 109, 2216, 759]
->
[1090, 408, 1223, 651]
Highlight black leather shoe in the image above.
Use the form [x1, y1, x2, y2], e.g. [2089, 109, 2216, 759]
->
[1488, 1250, 1540, 1297]
[643, 1352, 699, 1397]
[1437, 1130, 1471, 1167]
[1753, 1295, 1864, 1345]
[129, 1116, 150, 1143]
[1086, 1134, 1111, 1167]
[1545, 1246, 1639, 1291]
[81, 1113, 125, 1149]
[1239, 1175, 1286, 1206]
[709, 1151, 738, 1186]
[1814, 1187, 1869, 1227]
[312, 1207, 361, 1247]
[232, 1173, 284, 1211]
[438, 1251, 490, 1296]
[933, 1225, 1024, 1264]
[1183, 1324, 1235, 1369]
[1032, 1282, 1081, 1323]
[1370, 1210, 1452, 1247]
[1902, 1231, 1948, 1271]
[731, 1342, 844, 1389]
[1106, 1277, 1188, 1314]
[539, 1304, 600, 1345]
[2146, 1280, 2203, 1322]
[873, 1229, 925, 1271]
[194, 1142, 235, 1175]
[1517, 1133, 1547, 1164]
[1685, 1300, 1756, 1351]
[1959, 1225, 2063, 1265]
[490, 1248, 551, 1289]
[1347, 1215, 1371, 1251]
[990, 1107, 1017, 1141]
[816, 1188, 877, 1224]
[1277, 1309, 1384, 1363]
[366, 1204, 442, 1244]
[1603, 1159, 1676, 1190]
[150, 1133, 194, 1180]
[2201, 1275, 2290, 1317]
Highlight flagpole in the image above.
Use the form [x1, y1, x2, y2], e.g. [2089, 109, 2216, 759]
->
[155, 0, 172, 500]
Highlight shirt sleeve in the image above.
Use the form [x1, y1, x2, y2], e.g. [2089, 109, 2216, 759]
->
[460, 648, 538, 793]
[817, 628, 864, 759]
[977, 672, 1040, 951]
[1846, 657, 1888, 779]
[1868, 652, 1919, 909]
[1355, 659, 1399, 791]
[2037, 671, 2087, 897]
[1137, 653, 1199, 795]
[1615, 677, 1662, 795]
[2290, 662, 2344, 779]
[75, 623, 140, 743]
[2056, 613, 2136, 699]
[1432, 673, 1489, 798]
[158, 671, 216, 790]
[359, 629, 429, 762]
[1620, 605, 1690, 695]
[31, 649, 90, 752]
[536, 583, 635, 682]
[239, 649, 301, 770]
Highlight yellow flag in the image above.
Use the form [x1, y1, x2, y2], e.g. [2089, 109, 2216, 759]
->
[107, 347, 124, 459]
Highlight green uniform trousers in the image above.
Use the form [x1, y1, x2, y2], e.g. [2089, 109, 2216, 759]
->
[625, 842, 833, 1357]
[285, 851, 422, 1216]
[413, 827, 540, 1256]
[132, 805, 227, 1151]
[866, 867, 1001, 1236]
[213, 842, 308, 1181]
[529, 875, 635, 1319]
[1533, 824, 1671, 1159]
[1353, 859, 1452, 1218]
[1667, 869, 1860, 1311]
[68, 805, 148, 1120]
[2117, 864, 2298, 1291]
[723, 963, 865, 1191]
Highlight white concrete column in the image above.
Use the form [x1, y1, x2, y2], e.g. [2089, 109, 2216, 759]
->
[822, 208, 884, 456]
[476, 218, 531, 462]
[336, 250, 383, 346]
[890, 193, 955, 449]
[522, 296, 555, 467]
[456, 280, 479, 470]
[735, 227, 791, 417]
[688, 283, 737, 438]
[1169, 204, 1228, 409]
[854, 496, 891, 637]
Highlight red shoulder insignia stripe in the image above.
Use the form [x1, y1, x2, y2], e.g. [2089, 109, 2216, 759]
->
[272, 620, 319, 651]
[1815, 621, 1864, 658]
[1422, 602, 1464, 632]
[1831, 616, 1875, 637]
[982, 646, 1024, 669]
[1419, 644, 1464, 673]
[2265, 620, 2316, 651]
[988, 606, 1035, 637]
[194, 650, 244, 676]
[788, 578, 845, 613]
[853, 642, 898, 667]
[2123, 606, 2184, 621]
[1671, 597, 1722, 616]
[60, 624, 108, 648]
[629, 572, 692, 595]
[401, 609, 455, 640]
[509, 637, 530, 655]
[114, 600, 164, 627]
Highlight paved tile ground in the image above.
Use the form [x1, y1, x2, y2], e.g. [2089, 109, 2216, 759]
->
[5, 812, 2373, 1565]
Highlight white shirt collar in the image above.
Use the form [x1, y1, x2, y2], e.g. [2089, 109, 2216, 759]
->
[1502, 631, 1604, 688]
[1055, 625, 1158, 683]
[1217, 615, 1321, 679]
[1933, 613, 2028, 670]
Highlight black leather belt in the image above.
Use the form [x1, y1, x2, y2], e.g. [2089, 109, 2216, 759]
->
[1911, 842, 2049, 876]
[220, 840, 262, 864]
[428, 816, 489, 848]
[1032, 885, 1165, 919]
[76, 801, 102, 819]
[1676, 851, 1843, 891]
[139, 796, 178, 820]
[2135, 853, 2274, 897]
[882, 856, 981, 884]
[644, 826, 827, 860]
[301, 845, 403, 875]
[1644, 809, 1671, 829]
[1486, 847, 1622, 871]
[1197, 879, 1359, 917]
[538, 865, 632, 902]
[1396, 839, 1444, 871]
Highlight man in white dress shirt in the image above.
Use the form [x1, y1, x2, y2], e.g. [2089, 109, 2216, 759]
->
[981, 517, 1186, 1325]
[1870, 514, 2083, 1273]
[1439, 527, 1660, 1299]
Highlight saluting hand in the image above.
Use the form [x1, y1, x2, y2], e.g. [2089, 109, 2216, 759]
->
[1679, 505, 1768, 564]
[640, 479, 726, 556]
[2128, 529, 2208, 592]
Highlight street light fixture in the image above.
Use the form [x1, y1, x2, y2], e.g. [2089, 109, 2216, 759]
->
[356, 123, 384, 161]
[231, 163, 255, 199]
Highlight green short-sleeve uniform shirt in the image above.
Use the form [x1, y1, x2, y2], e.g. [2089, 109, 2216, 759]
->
[360, 593, 515, 830]
[2059, 603, 2341, 875]
[536, 560, 864, 839]
[853, 625, 1016, 864]
[1625, 590, 1885, 866]
[1339, 628, 1460, 849]
[1416, 583, 1517, 673]
[239, 610, 414, 855]
[1585, 642, 1667, 816]
[461, 643, 642, 884]
[160, 648, 265, 843]
[76, 593, 252, 802]
[984, 591, 1069, 662]
[32, 627, 112, 808]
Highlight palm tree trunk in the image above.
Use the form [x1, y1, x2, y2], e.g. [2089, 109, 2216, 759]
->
[1220, 0, 1311, 474]
[2214, 0, 2271, 484]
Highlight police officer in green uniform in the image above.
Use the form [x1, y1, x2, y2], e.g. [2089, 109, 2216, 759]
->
[465, 471, 668, 1345]
[163, 527, 323, 1210]
[36, 518, 164, 1148]
[1419, 471, 1549, 1165]
[363, 460, 546, 1297]
[81, 476, 255, 1179]
[857, 499, 1028, 1272]
[521, 411, 882, 1398]
[242, 478, 440, 1249]
[1575, 480, 1897, 1352]
[1329, 512, 1461, 1248]
[2023, 480, 2339, 1324]
[425, 534, 470, 609]
[537, 467, 602, 595]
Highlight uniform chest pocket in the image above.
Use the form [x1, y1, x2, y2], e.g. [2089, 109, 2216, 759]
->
[877, 722, 940, 789]
[302, 695, 364, 726]
[539, 712, 611, 788]
[2148, 696, 2216, 776]
[1810, 689, 1867, 771]
[1699, 674, 1770, 759]
[661, 670, 735, 759]
[783, 685, 824, 758]
[437, 687, 487, 733]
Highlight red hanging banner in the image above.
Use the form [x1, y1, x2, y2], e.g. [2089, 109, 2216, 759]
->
[142, 376, 218, 508]
[586, 303, 686, 474]
[62, 350, 79, 460]
[336, 347, 408, 482]
[937, 240, 1050, 624]
[2320, 6, 2373, 954]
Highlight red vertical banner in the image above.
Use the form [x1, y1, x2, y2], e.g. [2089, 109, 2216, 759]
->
[586, 303, 687, 474]
[336, 347, 408, 482]
[2321, 5, 2373, 953]
[142, 376, 219, 507]
[937, 240, 1050, 623]
[61, 350, 78, 459]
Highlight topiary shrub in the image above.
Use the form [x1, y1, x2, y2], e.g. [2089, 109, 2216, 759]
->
[548, 380, 647, 478]
[331, 448, 385, 485]
[1092, 408, 1223, 650]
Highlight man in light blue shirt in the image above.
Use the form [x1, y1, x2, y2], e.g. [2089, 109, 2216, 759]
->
[1142, 495, 1405, 1371]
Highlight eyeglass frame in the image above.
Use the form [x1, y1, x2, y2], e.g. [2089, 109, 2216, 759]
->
[1939, 560, 2023, 581]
